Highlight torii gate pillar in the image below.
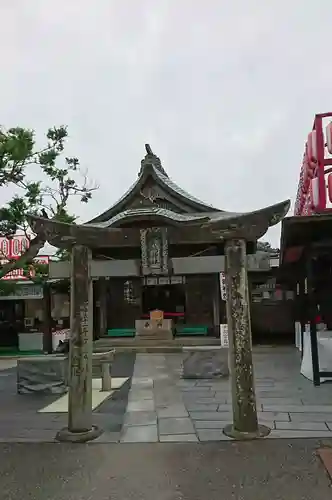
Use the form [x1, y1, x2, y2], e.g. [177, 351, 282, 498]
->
[223, 238, 270, 439]
[56, 244, 102, 443]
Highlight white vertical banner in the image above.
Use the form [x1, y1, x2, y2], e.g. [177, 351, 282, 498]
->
[219, 273, 229, 347]
[295, 321, 302, 351]
[220, 272, 227, 301]
[220, 324, 229, 348]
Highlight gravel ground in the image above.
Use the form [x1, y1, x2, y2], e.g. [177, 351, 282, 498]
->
[0, 439, 331, 500]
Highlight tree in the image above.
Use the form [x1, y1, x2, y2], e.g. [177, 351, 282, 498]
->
[0, 125, 97, 281]
[256, 240, 279, 254]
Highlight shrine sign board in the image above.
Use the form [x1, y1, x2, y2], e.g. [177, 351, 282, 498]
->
[150, 309, 164, 321]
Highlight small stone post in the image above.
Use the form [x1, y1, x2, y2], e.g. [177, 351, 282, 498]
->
[223, 238, 270, 439]
[56, 244, 102, 442]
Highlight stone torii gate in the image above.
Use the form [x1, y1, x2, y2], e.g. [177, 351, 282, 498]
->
[30, 198, 289, 442]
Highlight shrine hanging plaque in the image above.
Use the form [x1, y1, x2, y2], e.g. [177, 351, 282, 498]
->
[140, 227, 168, 275]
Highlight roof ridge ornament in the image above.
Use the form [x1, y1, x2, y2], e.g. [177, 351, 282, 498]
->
[145, 143, 154, 155]
[139, 143, 169, 178]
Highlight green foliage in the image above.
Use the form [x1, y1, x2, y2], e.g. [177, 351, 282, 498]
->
[55, 248, 71, 261]
[23, 262, 49, 283]
[0, 261, 49, 294]
[0, 280, 19, 296]
[257, 241, 279, 254]
[0, 125, 97, 281]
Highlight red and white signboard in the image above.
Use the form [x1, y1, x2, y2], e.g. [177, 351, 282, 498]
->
[0, 235, 29, 259]
[294, 113, 332, 216]
[0, 235, 49, 280]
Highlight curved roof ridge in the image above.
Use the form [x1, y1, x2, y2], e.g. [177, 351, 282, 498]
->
[87, 145, 221, 224]
[87, 207, 212, 228]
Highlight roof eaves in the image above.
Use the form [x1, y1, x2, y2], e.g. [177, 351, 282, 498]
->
[86, 170, 147, 224]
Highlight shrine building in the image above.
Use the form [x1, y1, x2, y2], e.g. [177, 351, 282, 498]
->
[47, 145, 291, 343]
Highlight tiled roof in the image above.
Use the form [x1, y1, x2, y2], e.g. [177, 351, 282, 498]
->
[152, 166, 218, 211]
[87, 150, 221, 224]
[86, 148, 290, 230]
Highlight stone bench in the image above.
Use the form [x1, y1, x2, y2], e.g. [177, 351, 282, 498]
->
[17, 349, 115, 394]
[92, 350, 115, 391]
[181, 346, 229, 379]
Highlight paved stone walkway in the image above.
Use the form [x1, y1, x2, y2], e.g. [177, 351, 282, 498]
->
[120, 352, 192, 443]
[2, 347, 332, 443]
[116, 347, 332, 443]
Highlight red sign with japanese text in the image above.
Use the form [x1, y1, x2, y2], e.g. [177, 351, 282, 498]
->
[0, 235, 49, 280]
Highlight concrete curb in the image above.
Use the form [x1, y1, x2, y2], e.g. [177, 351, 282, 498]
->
[317, 448, 332, 481]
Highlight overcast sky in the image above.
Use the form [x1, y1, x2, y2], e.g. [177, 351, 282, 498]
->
[1, 1, 332, 247]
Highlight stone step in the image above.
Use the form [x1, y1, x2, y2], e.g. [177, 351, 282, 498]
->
[136, 329, 172, 335]
[135, 339, 174, 344]
[135, 334, 173, 341]
[95, 336, 220, 347]
[94, 345, 183, 353]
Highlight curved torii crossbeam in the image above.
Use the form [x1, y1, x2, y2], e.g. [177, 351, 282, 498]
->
[29, 199, 290, 246]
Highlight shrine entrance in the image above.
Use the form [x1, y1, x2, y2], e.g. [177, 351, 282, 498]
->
[142, 283, 185, 323]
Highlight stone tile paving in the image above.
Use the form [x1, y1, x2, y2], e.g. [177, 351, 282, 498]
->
[119, 353, 199, 443]
[2, 347, 332, 444]
[118, 347, 332, 443]
[0, 353, 136, 443]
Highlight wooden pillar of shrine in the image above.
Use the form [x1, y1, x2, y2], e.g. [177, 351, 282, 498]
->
[98, 278, 108, 336]
[223, 238, 270, 440]
[212, 274, 221, 336]
[56, 244, 102, 442]
[42, 282, 53, 354]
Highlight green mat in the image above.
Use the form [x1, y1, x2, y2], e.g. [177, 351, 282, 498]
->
[106, 326, 209, 337]
[175, 326, 208, 335]
[107, 329, 135, 337]
[0, 348, 43, 357]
